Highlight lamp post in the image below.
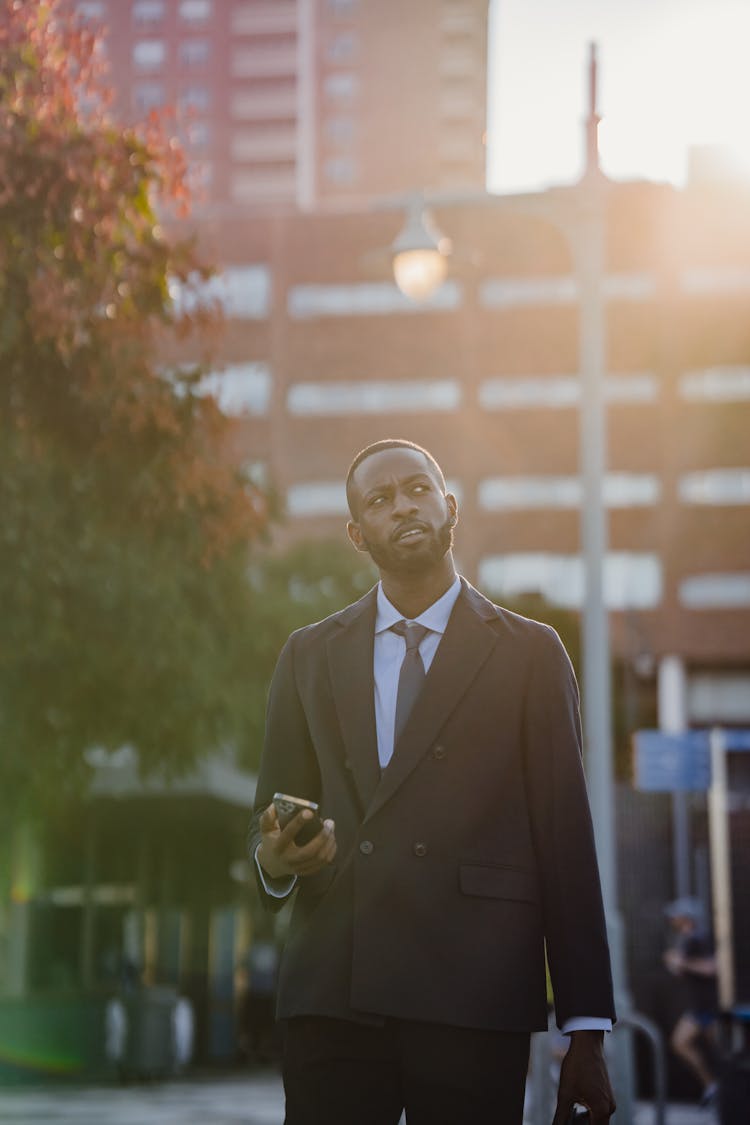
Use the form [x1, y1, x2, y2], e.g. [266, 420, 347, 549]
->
[390, 44, 634, 1122]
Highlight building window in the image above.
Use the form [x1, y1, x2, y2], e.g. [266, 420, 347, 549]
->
[133, 82, 165, 114]
[478, 553, 662, 611]
[132, 40, 166, 70]
[680, 366, 750, 402]
[76, 1, 105, 19]
[324, 156, 356, 184]
[187, 161, 213, 195]
[679, 469, 750, 505]
[185, 121, 211, 149]
[680, 266, 750, 295]
[478, 474, 660, 511]
[479, 373, 658, 410]
[324, 72, 359, 101]
[197, 363, 272, 417]
[287, 380, 461, 415]
[441, 9, 478, 33]
[480, 276, 577, 308]
[287, 483, 348, 518]
[603, 273, 656, 299]
[479, 477, 580, 510]
[679, 573, 750, 609]
[603, 473, 661, 507]
[243, 461, 269, 490]
[325, 116, 356, 145]
[179, 0, 212, 22]
[440, 49, 476, 78]
[439, 131, 476, 163]
[132, 0, 164, 24]
[179, 39, 210, 67]
[604, 373, 659, 402]
[326, 31, 358, 62]
[688, 673, 750, 723]
[178, 85, 211, 113]
[170, 266, 272, 320]
[440, 91, 478, 119]
[479, 273, 656, 307]
[480, 376, 578, 410]
[288, 282, 461, 318]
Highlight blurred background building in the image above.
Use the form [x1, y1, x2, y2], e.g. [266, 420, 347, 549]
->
[82, 0, 488, 209]
[3, 0, 748, 1089]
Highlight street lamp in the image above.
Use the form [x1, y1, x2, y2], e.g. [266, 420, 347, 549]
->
[391, 198, 451, 301]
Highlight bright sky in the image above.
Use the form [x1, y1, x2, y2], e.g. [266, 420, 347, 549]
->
[487, 0, 750, 193]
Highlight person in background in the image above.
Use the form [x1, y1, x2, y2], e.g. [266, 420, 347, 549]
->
[663, 897, 719, 1106]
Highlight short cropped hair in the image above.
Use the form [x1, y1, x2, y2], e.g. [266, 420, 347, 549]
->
[345, 439, 447, 518]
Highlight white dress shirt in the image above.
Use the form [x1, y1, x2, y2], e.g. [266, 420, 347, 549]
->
[374, 576, 461, 767]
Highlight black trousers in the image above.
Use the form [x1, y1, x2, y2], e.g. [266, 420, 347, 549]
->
[282, 1015, 530, 1125]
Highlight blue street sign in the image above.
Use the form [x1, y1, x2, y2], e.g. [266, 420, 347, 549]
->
[724, 730, 750, 752]
[633, 729, 712, 792]
[633, 728, 750, 791]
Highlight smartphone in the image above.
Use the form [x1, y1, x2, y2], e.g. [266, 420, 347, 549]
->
[272, 793, 324, 846]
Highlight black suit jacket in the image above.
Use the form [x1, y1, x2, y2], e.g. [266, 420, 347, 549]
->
[248, 579, 615, 1032]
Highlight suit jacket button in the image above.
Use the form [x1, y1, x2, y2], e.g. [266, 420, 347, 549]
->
[413, 842, 427, 857]
[432, 745, 446, 760]
[359, 840, 374, 855]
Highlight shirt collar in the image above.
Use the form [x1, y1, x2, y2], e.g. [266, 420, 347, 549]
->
[375, 575, 462, 635]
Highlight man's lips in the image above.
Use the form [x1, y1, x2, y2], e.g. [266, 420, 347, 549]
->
[392, 523, 428, 543]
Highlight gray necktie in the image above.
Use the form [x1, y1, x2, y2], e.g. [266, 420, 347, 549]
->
[391, 620, 429, 744]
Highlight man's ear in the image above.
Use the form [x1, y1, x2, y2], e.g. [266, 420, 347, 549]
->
[446, 493, 458, 526]
[347, 520, 367, 553]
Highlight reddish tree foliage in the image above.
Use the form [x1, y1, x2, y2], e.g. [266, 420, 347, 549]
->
[0, 0, 266, 561]
[0, 0, 269, 810]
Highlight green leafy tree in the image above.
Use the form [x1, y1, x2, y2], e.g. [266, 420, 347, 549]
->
[0, 0, 268, 813]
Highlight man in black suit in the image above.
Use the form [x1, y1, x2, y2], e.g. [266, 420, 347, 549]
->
[248, 439, 616, 1125]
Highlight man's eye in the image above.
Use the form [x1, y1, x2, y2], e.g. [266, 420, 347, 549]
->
[369, 495, 385, 506]
[413, 484, 429, 493]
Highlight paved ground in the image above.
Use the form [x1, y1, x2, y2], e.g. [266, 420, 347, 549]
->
[0, 1069, 721, 1125]
[0, 1071, 283, 1125]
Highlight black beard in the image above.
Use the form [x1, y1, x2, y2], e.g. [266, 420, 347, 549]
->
[360, 514, 454, 575]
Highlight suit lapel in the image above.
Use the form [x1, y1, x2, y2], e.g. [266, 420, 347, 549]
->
[327, 589, 381, 813]
[365, 583, 499, 820]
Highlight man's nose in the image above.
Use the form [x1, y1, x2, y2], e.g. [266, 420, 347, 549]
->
[392, 490, 418, 517]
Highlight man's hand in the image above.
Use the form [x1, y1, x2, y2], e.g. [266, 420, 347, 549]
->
[552, 1030, 616, 1125]
[256, 803, 337, 880]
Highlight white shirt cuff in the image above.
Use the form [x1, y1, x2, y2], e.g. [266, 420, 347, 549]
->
[561, 1017, 613, 1034]
[254, 844, 297, 898]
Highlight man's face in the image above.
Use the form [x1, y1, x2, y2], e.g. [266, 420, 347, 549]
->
[347, 447, 457, 576]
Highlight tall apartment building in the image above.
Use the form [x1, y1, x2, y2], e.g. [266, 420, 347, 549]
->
[74, 0, 489, 210]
